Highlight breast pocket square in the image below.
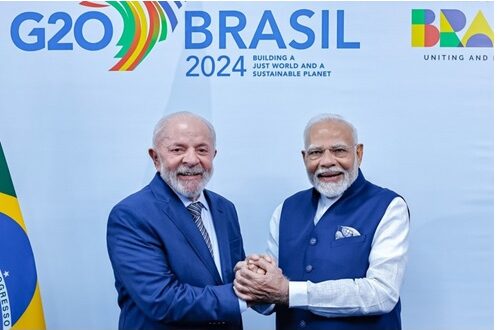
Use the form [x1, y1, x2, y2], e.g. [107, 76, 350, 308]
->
[335, 226, 361, 240]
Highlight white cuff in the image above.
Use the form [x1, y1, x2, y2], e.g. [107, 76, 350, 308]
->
[238, 298, 248, 313]
[289, 281, 308, 308]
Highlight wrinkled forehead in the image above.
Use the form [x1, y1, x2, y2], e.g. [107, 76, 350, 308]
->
[307, 121, 355, 146]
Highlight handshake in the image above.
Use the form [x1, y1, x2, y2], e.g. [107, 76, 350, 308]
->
[233, 254, 289, 306]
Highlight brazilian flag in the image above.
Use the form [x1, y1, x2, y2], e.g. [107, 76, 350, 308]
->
[0, 143, 45, 329]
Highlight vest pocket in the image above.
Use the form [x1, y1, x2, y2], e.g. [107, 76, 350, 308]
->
[330, 234, 367, 247]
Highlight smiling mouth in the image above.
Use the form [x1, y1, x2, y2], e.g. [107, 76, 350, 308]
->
[318, 172, 342, 178]
[178, 172, 202, 179]
[317, 171, 343, 181]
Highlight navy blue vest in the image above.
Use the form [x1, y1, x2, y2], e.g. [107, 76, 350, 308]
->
[277, 170, 402, 330]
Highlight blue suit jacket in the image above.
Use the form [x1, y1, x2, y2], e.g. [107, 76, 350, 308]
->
[107, 174, 245, 330]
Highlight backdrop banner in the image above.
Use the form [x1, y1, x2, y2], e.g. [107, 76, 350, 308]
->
[0, 2, 493, 330]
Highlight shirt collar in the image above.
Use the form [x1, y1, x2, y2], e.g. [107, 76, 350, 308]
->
[175, 190, 210, 211]
[318, 193, 341, 210]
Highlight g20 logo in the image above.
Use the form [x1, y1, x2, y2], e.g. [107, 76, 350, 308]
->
[10, 1, 184, 71]
[11, 11, 113, 51]
[411, 9, 494, 47]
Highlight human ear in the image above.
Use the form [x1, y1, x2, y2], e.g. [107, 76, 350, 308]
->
[148, 149, 161, 170]
[356, 144, 364, 166]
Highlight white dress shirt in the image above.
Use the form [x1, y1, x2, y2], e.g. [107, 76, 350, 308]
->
[265, 194, 409, 317]
[176, 191, 248, 313]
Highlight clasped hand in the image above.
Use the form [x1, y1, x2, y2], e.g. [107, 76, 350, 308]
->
[233, 254, 289, 305]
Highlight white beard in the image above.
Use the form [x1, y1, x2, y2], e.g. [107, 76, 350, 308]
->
[308, 162, 359, 198]
[160, 164, 212, 199]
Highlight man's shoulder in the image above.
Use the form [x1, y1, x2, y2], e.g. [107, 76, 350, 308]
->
[288, 187, 314, 199]
[109, 184, 156, 217]
[282, 188, 314, 204]
[363, 179, 401, 200]
[204, 189, 235, 208]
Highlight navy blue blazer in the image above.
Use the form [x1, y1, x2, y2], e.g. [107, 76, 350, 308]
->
[107, 173, 245, 330]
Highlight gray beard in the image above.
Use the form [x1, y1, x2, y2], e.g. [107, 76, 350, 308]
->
[160, 164, 212, 200]
[308, 164, 359, 198]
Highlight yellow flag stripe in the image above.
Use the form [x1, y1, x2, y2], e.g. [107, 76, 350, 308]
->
[0, 192, 26, 232]
[12, 283, 46, 330]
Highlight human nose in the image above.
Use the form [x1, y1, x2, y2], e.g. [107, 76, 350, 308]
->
[319, 149, 337, 167]
[182, 148, 200, 165]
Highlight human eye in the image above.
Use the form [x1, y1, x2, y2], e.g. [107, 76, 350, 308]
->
[332, 146, 349, 157]
[168, 146, 185, 154]
[196, 146, 210, 155]
[307, 148, 323, 158]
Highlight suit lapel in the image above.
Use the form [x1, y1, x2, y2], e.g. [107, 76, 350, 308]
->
[150, 174, 222, 284]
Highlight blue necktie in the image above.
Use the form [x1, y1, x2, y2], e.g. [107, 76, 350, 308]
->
[187, 202, 214, 256]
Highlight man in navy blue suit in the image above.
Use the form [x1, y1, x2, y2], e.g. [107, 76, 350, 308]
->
[107, 112, 246, 330]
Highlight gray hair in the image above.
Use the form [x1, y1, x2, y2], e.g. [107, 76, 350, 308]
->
[303, 114, 358, 148]
[152, 111, 216, 147]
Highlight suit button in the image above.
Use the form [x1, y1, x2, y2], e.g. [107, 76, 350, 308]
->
[299, 320, 306, 327]
[305, 265, 313, 272]
[309, 237, 317, 245]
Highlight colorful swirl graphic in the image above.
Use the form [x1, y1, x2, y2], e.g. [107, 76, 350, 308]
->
[80, 1, 183, 71]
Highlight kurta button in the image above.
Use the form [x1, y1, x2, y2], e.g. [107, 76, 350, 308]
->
[309, 237, 317, 245]
[299, 320, 306, 327]
[305, 265, 313, 272]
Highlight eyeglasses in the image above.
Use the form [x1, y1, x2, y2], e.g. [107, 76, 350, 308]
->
[305, 145, 357, 160]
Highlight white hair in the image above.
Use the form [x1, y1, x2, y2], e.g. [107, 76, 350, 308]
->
[303, 113, 358, 148]
[152, 111, 216, 147]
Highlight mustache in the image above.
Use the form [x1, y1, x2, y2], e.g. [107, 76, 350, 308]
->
[315, 168, 345, 176]
[176, 165, 205, 176]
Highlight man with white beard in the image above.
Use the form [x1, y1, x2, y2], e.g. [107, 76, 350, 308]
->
[107, 112, 246, 330]
[234, 114, 409, 330]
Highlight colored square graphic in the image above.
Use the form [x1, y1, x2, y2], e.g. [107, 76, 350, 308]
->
[412, 25, 425, 47]
[412, 9, 425, 24]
